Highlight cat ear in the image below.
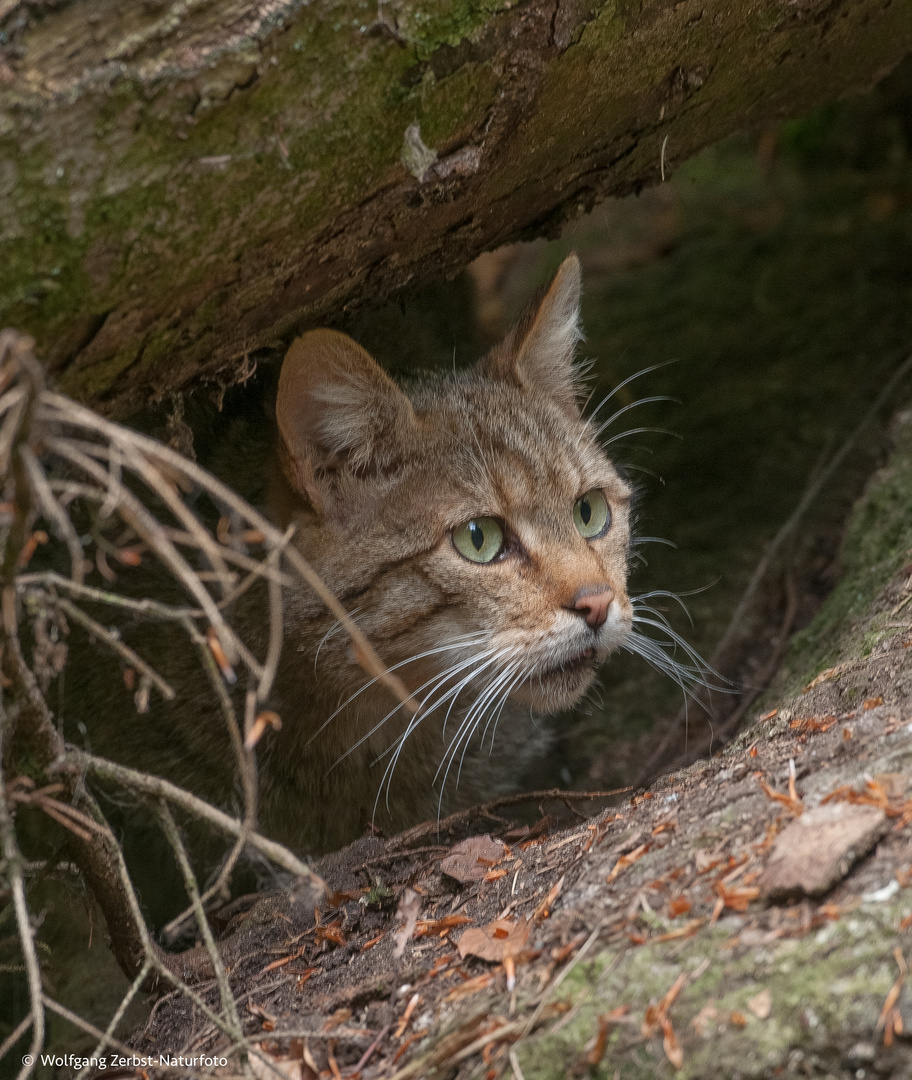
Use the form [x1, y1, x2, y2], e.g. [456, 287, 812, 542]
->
[276, 329, 414, 508]
[483, 254, 583, 418]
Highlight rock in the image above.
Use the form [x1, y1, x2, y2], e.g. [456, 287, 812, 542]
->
[758, 802, 887, 899]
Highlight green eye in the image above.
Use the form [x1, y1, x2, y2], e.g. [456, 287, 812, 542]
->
[574, 489, 611, 539]
[452, 517, 505, 563]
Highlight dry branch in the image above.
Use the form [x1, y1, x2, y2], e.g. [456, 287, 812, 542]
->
[0, 328, 412, 1073]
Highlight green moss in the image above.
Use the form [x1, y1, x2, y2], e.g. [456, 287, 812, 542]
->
[779, 410, 912, 694]
[513, 901, 905, 1078]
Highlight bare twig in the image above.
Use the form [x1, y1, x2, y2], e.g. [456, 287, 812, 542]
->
[157, 802, 245, 1045]
[388, 787, 632, 850]
[71, 750, 324, 892]
[43, 591, 175, 701]
[0, 707, 44, 1080]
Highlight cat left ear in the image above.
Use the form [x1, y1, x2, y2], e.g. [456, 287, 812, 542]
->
[483, 254, 583, 418]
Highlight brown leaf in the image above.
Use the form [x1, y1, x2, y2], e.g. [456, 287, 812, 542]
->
[440, 835, 507, 883]
[414, 914, 473, 939]
[457, 918, 530, 963]
[442, 972, 494, 1002]
[747, 988, 772, 1019]
[245, 710, 282, 750]
[606, 841, 651, 883]
[393, 887, 422, 958]
[661, 1015, 684, 1069]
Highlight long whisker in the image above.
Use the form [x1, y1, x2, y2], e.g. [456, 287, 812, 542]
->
[435, 658, 520, 800]
[586, 360, 679, 422]
[601, 426, 682, 447]
[339, 645, 501, 766]
[310, 631, 489, 739]
[592, 395, 680, 439]
[371, 647, 515, 812]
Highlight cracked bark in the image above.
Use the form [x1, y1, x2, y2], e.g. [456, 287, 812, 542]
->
[1, 0, 910, 415]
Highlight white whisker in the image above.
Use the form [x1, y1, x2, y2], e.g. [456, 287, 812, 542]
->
[592, 395, 679, 439]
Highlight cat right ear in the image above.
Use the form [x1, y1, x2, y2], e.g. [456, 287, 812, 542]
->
[276, 329, 415, 512]
[483, 254, 583, 419]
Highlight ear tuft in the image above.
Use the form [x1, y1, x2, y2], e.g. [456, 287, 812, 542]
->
[483, 254, 583, 417]
[276, 329, 414, 508]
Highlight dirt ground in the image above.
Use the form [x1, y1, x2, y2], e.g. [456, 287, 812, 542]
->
[134, 413, 912, 1078]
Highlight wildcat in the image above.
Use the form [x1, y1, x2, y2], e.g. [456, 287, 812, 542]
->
[63, 255, 634, 859]
[257, 254, 634, 851]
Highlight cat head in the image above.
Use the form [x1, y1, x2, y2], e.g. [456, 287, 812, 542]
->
[275, 255, 633, 723]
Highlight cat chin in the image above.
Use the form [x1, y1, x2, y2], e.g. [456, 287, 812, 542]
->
[508, 661, 598, 713]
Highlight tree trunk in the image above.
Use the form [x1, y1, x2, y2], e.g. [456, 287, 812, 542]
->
[2, 0, 910, 415]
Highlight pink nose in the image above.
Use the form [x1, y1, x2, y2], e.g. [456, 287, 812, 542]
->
[572, 586, 615, 629]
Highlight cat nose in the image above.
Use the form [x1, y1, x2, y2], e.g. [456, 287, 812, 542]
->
[572, 585, 615, 629]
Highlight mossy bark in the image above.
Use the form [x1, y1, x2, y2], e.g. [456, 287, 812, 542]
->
[2, 0, 911, 415]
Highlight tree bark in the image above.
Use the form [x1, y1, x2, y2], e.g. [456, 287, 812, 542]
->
[1, 0, 910, 415]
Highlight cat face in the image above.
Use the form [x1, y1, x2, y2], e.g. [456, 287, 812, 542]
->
[275, 255, 632, 727]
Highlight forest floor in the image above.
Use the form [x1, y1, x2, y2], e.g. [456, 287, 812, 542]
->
[136, 408, 912, 1079]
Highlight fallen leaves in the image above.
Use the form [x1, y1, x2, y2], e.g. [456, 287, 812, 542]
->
[244, 709, 282, 750]
[789, 715, 837, 734]
[414, 914, 473, 939]
[757, 761, 803, 816]
[441, 835, 507, 883]
[642, 972, 688, 1070]
[747, 988, 772, 1020]
[803, 662, 852, 692]
[606, 841, 651, 883]
[457, 918, 530, 964]
[877, 948, 907, 1047]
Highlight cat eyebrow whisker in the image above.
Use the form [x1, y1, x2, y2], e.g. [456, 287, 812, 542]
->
[601, 426, 683, 448]
[584, 359, 680, 426]
[590, 395, 680, 441]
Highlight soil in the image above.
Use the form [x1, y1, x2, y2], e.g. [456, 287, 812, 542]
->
[132, 420, 912, 1077]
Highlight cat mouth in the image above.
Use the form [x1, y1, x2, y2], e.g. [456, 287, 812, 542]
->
[536, 646, 597, 680]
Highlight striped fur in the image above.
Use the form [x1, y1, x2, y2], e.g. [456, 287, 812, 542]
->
[265, 256, 633, 851]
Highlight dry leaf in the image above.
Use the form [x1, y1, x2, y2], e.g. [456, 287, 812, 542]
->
[747, 988, 772, 1019]
[457, 918, 530, 963]
[662, 1015, 684, 1069]
[443, 972, 494, 1002]
[606, 841, 651, 883]
[245, 710, 282, 750]
[690, 1000, 718, 1036]
[668, 897, 692, 919]
[414, 914, 473, 939]
[440, 835, 507, 883]
[250, 1047, 301, 1080]
[393, 888, 422, 958]
[802, 663, 850, 692]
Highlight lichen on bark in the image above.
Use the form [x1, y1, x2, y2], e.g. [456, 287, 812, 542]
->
[2, 0, 911, 416]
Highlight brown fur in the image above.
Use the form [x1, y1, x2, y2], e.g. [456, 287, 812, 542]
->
[260, 256, 634, 851]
